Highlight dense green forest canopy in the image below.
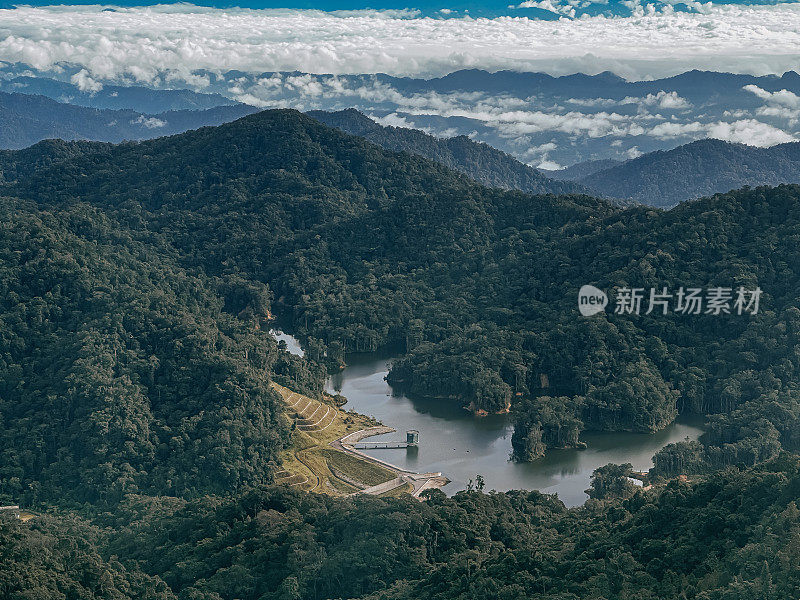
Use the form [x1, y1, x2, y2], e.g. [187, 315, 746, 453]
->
[3, 457, 800, 599]
[0, 107, 799, 600]
[0, 198, 322, 506]
[0, 109, 798, 474]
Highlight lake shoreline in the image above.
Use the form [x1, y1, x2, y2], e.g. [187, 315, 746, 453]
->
[271, 330, 706, 507]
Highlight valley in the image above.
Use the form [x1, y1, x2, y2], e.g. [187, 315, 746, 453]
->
[0, 92, 798, 599]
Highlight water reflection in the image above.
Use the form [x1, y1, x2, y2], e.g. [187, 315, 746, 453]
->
[271, 333, 704, 507]
[327, 350, 704, 507]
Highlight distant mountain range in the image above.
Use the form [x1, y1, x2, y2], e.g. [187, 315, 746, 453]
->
[381, 69, 800, 104]
[547, 159, 623, 182]
[311, 110, 800, 209]
[0, 75, 235, 113]
[5, 67, 800, 166]
[574, 138, 800, 208]
[0, 91, 258, 149]
[309, 109, 594, 198]
[6, 77, 800, 209]
[16, 68, 800, 110]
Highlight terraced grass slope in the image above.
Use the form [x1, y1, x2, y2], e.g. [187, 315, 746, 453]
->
[270, 383, 395, 495]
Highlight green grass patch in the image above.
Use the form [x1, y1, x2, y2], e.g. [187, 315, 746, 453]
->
[327, 476, 359, 494]
[321, 449, 395, 487]
[377, 483, 413, 498]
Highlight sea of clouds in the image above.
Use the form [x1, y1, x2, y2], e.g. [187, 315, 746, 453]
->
[1, 3, 800, 83]
[2, 3, 800, 166]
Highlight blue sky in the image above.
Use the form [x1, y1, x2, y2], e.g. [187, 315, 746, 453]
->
[0, 0, 542, 17]
[0, 0, 792, 18]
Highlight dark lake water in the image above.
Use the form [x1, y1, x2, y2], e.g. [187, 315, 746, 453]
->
[272, 332, 705, 507]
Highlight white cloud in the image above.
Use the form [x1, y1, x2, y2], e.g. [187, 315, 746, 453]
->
[566, 97, 618, 107]
[743, 84, 800, 108]
[621, 91, 691, 109]
[538, 158, 564, 170]
[723, 109, 750, 119]
[70, 68, 102, 93]
[131, 115, 166, 129]
[369, 112, 460, 138]
[370, 112, 416, 129]
[742, 84, 800, 125]
[649, 118, 794, 146]
[706, 119, 795, 146]
[625, 145, 643, 158]
[515, 0, 612, 19]
[516, 0, 577, 18]
[757, 105, 800, 124]
[568, 90, 690, 111]
[520, 141, 562, 170]
[742, 85, 800, 127]
[648, 121, 705, 138]
[652, 91, 690, 110]
[0, 4, 800, 85]
[437, 128, 460, 138]
[398, 102, 651, 139]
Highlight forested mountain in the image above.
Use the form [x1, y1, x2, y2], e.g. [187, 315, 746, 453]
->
[309, 108, 594, 197]
[108, 457, 800, 599]
[0, 107, 799, 599]
[0, 109, 798, 477]
[0, 92, 597, 198]
[0, 197, 321, 505]
[0, 90, 257, 149]
[580, 138, 800, 207]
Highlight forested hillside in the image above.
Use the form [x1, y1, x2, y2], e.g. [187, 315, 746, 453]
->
[1, 107, 800, 600]
[4, 457, 800, 599]
[0, 198, 321, 505]
[309, 108, 594, 197]
[0, 90, 257, 149]
[580, 138, 800, 207]
[1, 109, 798, 471]
[0, 511, 173, 598]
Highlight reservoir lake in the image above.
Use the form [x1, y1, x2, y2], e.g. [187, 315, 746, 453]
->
[273, 331, 704, 507]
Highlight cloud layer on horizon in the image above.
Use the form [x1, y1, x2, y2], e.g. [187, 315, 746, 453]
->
[1, 4, 800, 85]
[2, 4, 800, 168]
